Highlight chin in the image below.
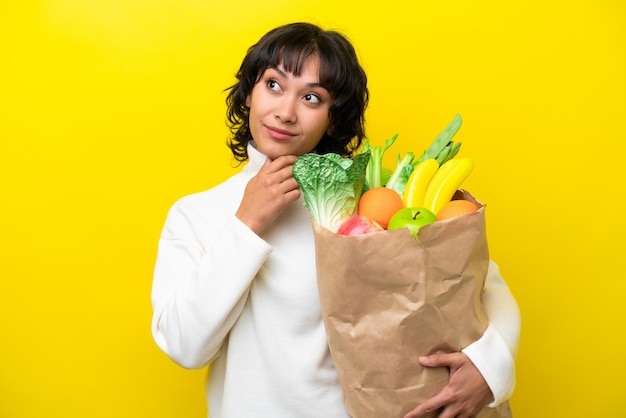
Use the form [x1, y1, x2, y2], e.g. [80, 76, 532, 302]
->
[256, 143, 299, 159]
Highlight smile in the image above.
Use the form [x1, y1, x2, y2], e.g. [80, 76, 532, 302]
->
[265, 125, 296, 141]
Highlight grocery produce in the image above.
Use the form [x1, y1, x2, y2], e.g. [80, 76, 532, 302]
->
[293, 113, 479, 236]
[402, 158, 439, 208]
[361, 134, 399, 191]
[385, 151, 415, 196]
[336, 215, 384, 236]
[422, 157, 474, 215]
[360, 134, 416, 196]
[292, 151, 370, 232]
[436, 199, 480, 221]
[359, 114, 464, 197]
[387, 207, 437, 238]
[414, 113, 463, 165]
[358, 186, 404, 229]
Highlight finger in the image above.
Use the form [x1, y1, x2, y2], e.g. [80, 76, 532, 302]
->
[258, 157, 285, 176]
[276, 177, 301, 197]
[404, 386, 455, 418]
[262, 158, 298, 182]
[405, 387, 471, 418]
[403, 393, 447, 418]
[255, 164, 297, 190]
[283, 186, 301, 202]
[419, 352, 463, 368]
[281, 175, 300, 189]
[437, 405, 466, 418]
[265, 154, 298, 170]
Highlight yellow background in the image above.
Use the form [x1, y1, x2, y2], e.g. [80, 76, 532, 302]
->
[1, 1, 625, 417]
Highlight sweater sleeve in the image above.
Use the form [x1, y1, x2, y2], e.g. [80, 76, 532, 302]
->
[461, 261, 521, 406]
[151, 201, 272, 369]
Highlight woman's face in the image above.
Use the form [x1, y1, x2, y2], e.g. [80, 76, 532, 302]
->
[246, 56, 332, 160]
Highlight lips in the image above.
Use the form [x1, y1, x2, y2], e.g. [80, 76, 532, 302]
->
[265, 125, 296, 141]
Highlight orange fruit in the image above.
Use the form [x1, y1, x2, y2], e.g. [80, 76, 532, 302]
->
[358, 187, 404, 229]
[436, 199, 480, 221]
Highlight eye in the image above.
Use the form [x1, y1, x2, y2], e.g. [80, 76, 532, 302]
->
[267, 79, 281, 92]
[303, 93, 321, 104]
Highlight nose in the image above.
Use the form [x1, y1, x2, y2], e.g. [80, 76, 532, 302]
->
[274, 96, 297, 123]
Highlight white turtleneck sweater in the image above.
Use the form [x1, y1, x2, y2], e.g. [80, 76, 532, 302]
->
[151, 144, 520, 417]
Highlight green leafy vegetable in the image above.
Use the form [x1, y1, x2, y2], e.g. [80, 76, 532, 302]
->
[415, 114, 463, 165]
[385, 151, 415, 195]
[293, 151, 371, 232]
[361, 134, 398, 190]
[359, 134, 415, 196]
[359, 114, 465, 196]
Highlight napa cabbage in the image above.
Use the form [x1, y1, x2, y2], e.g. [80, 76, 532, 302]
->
[292, 151, 370, 232]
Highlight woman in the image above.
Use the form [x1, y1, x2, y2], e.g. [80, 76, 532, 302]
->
[151, 22, 520, 418]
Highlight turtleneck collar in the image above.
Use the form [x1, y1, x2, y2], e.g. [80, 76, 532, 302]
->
[242, 141, 268, 175]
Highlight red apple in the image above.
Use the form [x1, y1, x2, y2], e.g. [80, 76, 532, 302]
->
[336, 215, 384, 236]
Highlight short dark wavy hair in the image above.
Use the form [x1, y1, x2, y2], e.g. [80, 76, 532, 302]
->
[225, 22, 369, 161]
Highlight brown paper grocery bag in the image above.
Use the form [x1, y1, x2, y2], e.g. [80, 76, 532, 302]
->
[313, 191, 511, 418]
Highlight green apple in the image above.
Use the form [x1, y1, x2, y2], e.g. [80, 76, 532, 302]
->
[387, 207, 437, 239]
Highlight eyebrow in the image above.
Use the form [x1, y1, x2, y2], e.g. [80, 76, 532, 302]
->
[270, 66, 326, 89]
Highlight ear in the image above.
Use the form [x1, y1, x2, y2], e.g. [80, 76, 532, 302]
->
[326, 120, 334, 136]
[245, 95, 251, 108]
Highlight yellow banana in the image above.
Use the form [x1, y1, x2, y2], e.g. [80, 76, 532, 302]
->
[402, 158, 439, 208]
[422, 157, 474, 214]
